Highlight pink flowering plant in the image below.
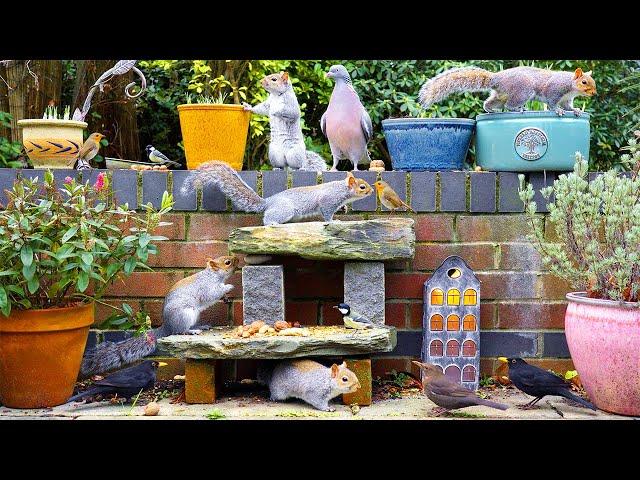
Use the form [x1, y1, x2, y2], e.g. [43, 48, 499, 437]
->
[0, 170, 173, 316]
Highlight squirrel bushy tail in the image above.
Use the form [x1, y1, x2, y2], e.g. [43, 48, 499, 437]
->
[79, 331, 157, 378]
[301, 151, 328, 172]
[180, 161, 267, 212]
[418, 67, 493, 108]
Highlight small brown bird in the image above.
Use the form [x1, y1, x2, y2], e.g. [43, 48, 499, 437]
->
[70, 132, 105, 168]
[374, 180, 415, 213]
[412, 361, 508, 414]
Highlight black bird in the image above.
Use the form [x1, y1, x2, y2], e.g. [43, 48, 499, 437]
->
[499, 357, 596, 410]
[67, 360, 167, 403]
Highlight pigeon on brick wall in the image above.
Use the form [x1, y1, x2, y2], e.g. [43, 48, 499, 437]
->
[321, 65, 373, 171]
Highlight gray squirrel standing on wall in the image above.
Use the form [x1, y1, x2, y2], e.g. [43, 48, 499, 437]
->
[242, 71, 327, 172]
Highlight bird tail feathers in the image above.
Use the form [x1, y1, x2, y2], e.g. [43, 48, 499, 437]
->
[476, 397, 509, 410]
[562, 390, 597, 410]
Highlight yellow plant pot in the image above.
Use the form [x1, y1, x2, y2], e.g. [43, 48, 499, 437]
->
[177, 104, 251, 171]
[18, 119, 88, 169]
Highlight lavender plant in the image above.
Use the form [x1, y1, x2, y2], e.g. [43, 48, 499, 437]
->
[518, 133, 640, 302]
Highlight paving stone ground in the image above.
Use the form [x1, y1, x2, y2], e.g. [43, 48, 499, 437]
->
[0, 388, 630, 420]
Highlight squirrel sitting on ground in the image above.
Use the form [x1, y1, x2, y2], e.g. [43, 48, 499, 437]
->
[80, 256, 238, 378]
[180, 161, 373, 225]
[257, 360, 361, 411]
[243, 71, 327, 172]
[418, 66, 597, 116]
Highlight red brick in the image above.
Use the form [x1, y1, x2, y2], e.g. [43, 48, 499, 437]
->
[480, 302, 496, 329]
[200, 302, 231, 326]
[499, 243, 543, 271]
[225, 272, 243, 300]
[321, 303, 342, 326]
[144, 299, 164, 327]
[413, 243, 495, 271]
[477, 272, 570, 300]
[286, 270, 343, 299]
[385, 302, 406, 328]
[457, 215, 541, 242]
[188, 213, 262, 241]
[414, 215, 455, 241]
[480, 357, 575, 376]
[385, 273, 429, 299]
[148, 241, 229, 267]
[372, 358, 410, 379]
[94, 299, 142, 326]
[498, 301, 567, 329]
[408, 302, 423, 329]
[285, 301, 319, 325]
[105, 271, 186, 297]
[232, 301, 243, 325]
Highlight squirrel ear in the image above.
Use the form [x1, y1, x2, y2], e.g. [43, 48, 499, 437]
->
[330, 364, 339, 378]
[345, 171, 356, 188]
[281, 71, 289, 82]
[574, 68, 584, 79]
[584, 70, 592, 77]
[206, 258, 219, 270]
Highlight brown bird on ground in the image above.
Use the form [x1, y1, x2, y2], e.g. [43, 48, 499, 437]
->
[412, 361, 508, 414]
[70, 132, 105, 168]
[374, 180, 415, 213]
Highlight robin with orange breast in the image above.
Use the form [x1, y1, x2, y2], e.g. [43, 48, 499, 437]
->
[374, 180, 415, 213]
[71, 132, 105, 169]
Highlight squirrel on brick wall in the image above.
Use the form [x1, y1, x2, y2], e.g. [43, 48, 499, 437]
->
[257, 360, 361, 411]
[418, 66, 597, 116]
[80, 256, 238, 378]
[242, 71, 327, 172]
[180, 161, 373, 225]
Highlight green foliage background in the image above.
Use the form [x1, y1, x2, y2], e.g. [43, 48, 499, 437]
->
[59, 60, 640, 171]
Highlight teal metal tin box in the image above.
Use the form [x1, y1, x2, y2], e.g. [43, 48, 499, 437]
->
[475, 111, 590, 172]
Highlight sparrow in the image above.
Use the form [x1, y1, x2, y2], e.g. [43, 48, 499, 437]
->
[499, 357, 596, 410]
[333, 303, 375, 330]
[66, 360, 167, 403]
[412, 361, 508, 413]
[374, 181, 415, 213]
[145, 145, 181, 168]
[71, 132, 105, 168]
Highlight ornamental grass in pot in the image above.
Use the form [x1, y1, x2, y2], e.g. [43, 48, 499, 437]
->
[518, 136, 640, 416]
[0, 171, 173, 408]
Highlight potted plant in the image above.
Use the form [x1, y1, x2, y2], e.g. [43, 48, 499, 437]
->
[0, 171, 173, 408]
[18, 105, 88, 169]
[382, 115, 475, 171]
[518, 138, 640, 416]
[177, 93, 251, 171]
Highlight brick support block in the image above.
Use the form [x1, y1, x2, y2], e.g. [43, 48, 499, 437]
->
[342, 358, 372, 406]
[344, 262, 385, 325]
[242, 265, 285, 326]
[185, 359, 216, 403]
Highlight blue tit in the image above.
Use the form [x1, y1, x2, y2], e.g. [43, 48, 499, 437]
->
[145, 145, 181, 168]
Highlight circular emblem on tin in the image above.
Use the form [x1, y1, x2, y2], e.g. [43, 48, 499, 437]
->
[514, 127, 548, 161]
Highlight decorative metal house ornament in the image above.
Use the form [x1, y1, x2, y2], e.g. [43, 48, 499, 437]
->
[422, 255, 480, 390]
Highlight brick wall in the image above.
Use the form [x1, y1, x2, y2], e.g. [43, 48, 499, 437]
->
[0, 168, 576, 381]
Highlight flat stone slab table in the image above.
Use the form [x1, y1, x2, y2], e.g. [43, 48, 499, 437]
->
[158, 326, 396, 405]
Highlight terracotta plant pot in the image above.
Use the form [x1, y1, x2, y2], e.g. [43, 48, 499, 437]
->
[177, 104, 250, 171]
[0, 302, 94, 408]
[18, 119, 88, 169]
[565, 292, 640, 416]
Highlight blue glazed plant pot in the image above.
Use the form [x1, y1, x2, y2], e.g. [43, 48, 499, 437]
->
[382, 118, 475, 171]
[475, 111, 590, 172]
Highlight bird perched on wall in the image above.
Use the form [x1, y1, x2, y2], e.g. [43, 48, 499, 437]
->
[374, 180, 415, 213]
[145, 145, 181, 168]
[499, 357, 596, 410]
[333, 303, 376, 330]
[66, 360, 166, 403]
[412, 361, 508, 414]
[71, 132, 105, 169]
[321, 65, 373, 171]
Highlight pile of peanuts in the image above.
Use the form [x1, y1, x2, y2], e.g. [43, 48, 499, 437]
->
[130, 164, 169, 171]
[234, 320, 308, 338]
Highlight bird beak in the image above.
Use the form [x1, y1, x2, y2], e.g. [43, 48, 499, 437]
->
[498, 357, 508, 364]
[332, 305, 338, 309]
[325, 72, 332, 78]
[158, 362, 168, 367]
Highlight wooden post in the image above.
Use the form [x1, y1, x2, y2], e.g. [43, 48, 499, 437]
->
[185, 359, 216, 404]
[342, 358, 372, 406]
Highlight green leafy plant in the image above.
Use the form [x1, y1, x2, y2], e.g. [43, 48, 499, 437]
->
[96, 302, 151, 334]
[0, 171, 174, 316]
[518, 133, 640, 302]
[42, 105, 71, 120]
[185, 92, 230, 104]
[205, 408, 226, 420]
[0, 112, 23, 168]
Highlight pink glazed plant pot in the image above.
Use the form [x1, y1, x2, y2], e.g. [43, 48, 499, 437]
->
[565, 292, 640, 416]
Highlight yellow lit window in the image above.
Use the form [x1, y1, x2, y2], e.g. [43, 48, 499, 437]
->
[463, 314, 476, 331]
[431, 289, 444, 305]
[446, 314, 460, 331]
[447, 289, 460, 305]
[430, 314, 443, 331]
[463, 289, 477, 306]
